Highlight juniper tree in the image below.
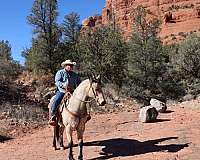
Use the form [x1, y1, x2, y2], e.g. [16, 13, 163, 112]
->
[61, 12, 81, 64]
[27, 0, 61, 73]
[128, 5, 168, 99]
[78, 26, 128, 88]
[0, 40, 12, 60]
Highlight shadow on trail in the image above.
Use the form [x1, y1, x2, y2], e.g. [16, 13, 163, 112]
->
[0, 135, 13, 143]
[164, 110, 175, 113]
[150, 118, 171, 123]
[85, 137, 189, 160]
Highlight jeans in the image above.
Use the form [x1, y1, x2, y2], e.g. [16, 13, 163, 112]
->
[51, 91, 65, 116]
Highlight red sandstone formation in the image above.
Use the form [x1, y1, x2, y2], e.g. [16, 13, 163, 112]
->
[84, 0, 200, 43]
[82, 15, 102, 28]
[102, 0, 200, 43]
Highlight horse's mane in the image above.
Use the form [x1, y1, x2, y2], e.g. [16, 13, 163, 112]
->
[73, 79, 90, 96]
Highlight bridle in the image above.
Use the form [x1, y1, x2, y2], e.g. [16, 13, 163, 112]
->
[67, 80, 98, 103]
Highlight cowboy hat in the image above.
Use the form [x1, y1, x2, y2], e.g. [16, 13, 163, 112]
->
[61, 59, 76, 67]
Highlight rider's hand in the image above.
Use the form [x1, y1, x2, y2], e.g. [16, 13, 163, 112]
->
[65, 86, 72, 92]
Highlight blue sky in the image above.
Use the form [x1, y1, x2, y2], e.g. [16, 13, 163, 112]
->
[0, 0, 105, 64]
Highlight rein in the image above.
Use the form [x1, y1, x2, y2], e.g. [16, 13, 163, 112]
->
[74, 95, 96, 103]
[67, 82, 97, 103]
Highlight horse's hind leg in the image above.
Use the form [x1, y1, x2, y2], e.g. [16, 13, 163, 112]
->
[52, 124, 60, 150]
[50, 110, 56, 150]
[55, 124, 65, 150]
[59, 126, 65, 150]
[53, 127, 57, 150]
[65, 125, 74, 160]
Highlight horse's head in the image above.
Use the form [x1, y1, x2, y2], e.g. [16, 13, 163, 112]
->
[87, 75, 106, 106]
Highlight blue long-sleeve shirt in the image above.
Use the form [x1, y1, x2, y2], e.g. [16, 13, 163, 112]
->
[55, 69, 81, 93]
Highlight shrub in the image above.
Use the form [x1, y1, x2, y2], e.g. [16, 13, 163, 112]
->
[78, 25, 128, 88]
[171, 34, 200, 95]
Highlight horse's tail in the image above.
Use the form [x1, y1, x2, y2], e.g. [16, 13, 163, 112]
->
[54, 124, 60, 143]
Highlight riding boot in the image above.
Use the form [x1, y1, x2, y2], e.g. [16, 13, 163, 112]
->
[48, 115, 57, 126]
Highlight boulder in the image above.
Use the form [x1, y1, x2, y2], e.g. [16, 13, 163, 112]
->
[150, 98, 167, 113]
[139, 106, 158, 123]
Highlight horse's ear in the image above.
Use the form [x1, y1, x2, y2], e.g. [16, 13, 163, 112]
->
[96, 74, 101, 82]
[87, 72, 91, 79]
[87, 73, 92, 82]
[91, 72, 96, 81]
[88, 72, 100, 82]
[87, 72, 95, 83]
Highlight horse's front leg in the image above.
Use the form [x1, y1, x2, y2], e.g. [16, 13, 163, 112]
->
[77, 125, 85, 160]
[65, 125, 74, 160]
[78, 138, 83, 160]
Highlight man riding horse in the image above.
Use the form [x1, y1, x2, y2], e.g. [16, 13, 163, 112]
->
[49, 59, 81, 126]
[48, 60, 106, 159]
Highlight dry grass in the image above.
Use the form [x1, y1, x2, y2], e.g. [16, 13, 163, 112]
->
[0, 102, 48, 123]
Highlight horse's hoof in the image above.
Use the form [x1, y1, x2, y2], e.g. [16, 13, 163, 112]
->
[65, 143, 70, 149]
[67, 157, 75, 160]
[60, 146, 65, 150]
[78, 155, 83, 160]
[53, 147, 57, 150]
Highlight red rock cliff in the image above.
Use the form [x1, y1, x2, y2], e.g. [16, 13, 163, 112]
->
[84, 0, 200, 43]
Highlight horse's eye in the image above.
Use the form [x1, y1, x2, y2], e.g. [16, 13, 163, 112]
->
[95, 87, 101, 92]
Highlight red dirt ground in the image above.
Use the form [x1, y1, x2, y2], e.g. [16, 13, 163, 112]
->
[0, 100, 200, 160]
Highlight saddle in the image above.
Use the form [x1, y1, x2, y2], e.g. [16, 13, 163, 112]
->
[49, 91, 91, 126]
[49, 92, 72, 126]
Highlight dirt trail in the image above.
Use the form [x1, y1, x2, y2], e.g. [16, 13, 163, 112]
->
[0, 100, 200, 160]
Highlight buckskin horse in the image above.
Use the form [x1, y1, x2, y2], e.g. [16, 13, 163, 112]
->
[48, 75, 106, 160]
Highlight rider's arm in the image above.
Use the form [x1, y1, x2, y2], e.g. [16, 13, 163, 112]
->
[77, 75, 81, 86]
[55, 70, 68, 89]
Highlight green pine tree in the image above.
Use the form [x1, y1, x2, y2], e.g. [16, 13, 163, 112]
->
[78, 26, 128, 88]
[27, 0, 61, 74]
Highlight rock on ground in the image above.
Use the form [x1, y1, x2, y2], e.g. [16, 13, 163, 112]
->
[139, 105, 158, 123]
[150, 98, 167, 113]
